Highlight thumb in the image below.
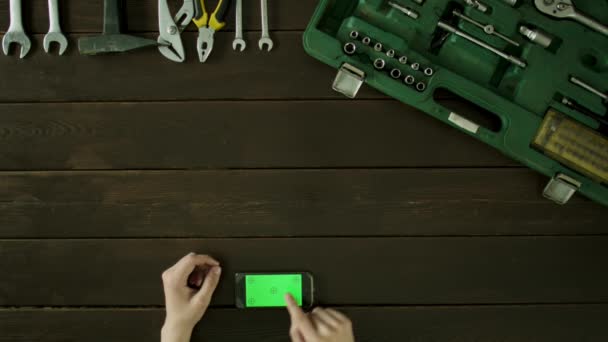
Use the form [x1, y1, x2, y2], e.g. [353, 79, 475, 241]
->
[192, 266, 222, 309]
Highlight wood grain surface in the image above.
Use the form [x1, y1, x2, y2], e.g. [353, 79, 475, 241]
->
[2, 306, 607, 342]
[1, 238, 607, 306]
[0, 100, 513, 170]
[0, 0, 605, 341]
[0, 170, 605, 238]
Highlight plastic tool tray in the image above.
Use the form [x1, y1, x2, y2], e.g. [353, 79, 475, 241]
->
[303, 0, 608, 206]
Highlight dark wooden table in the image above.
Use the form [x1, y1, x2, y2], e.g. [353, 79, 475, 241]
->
[1, 1, 607, 341]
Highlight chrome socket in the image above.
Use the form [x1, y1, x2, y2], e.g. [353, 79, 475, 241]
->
[343, 42, 357, 55]
[374, 58, 386, 70]
[390, 68, 402, 79]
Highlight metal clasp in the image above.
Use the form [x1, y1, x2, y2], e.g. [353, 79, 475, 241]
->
[543, 173, 581, 205]
[332, 63, 365, 98]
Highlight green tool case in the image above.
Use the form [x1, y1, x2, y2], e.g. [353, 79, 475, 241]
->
[303, 0, 608, 206]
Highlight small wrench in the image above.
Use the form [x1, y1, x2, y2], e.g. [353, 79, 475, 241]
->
[535, 0, 608, 38]
[2, 0, 31, 58]
[233, 0, 246, 51]
[258, 0, 273, 51]
[44, 0, 68, 55]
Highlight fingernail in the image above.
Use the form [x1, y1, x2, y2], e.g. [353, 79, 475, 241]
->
[214, 266, 222, 275]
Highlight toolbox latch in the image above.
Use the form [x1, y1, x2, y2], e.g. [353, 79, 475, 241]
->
[332, 63, 365, 98]
[543, 173, 582, 205]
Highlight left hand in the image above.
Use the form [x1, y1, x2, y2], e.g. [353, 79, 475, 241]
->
[161, 253, 222, 342]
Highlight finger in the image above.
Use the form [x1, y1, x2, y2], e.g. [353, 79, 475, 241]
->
[173, 253, 220, 281]
[312, 307, 340, 328]
[285, 294, 317, 339]
[192, 265, 222, 308]
[187, 267, 205, 288]
[325, 308, 349, 324]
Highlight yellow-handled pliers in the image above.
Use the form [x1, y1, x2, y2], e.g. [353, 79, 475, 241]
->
[193, 0, 232, 62]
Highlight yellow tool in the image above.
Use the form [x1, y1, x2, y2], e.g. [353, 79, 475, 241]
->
[533, 109, 608, 184]
[193, 0, 232, 62]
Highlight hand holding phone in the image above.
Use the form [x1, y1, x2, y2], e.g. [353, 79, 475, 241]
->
[286, 294, 355, 342]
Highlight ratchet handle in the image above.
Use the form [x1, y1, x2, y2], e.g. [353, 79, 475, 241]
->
[209, 0, 232, 31]
[574, 11, 608, 37]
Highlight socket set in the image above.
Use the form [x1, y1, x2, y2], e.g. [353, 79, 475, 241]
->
[344, 30, 434, 93]
[304, 0, 608, 206]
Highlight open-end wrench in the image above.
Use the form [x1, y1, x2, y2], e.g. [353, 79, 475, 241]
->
[232, 0, 246, 51]
[44, 0, 68, 55]
[258, 0, 273, 51]
[2, 0, 31, 58]
[535, 0, 608, 38]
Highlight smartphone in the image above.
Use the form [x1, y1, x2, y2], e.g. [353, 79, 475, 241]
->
[235, 272, 314, 308]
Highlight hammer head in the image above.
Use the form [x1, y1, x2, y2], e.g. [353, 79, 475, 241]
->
[78, 34, 158, 55]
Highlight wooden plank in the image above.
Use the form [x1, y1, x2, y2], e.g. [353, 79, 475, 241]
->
[0, 100, 515, 170]
[1, 169, 606, 238]
[0, 0, 317, 33]
[1, 237, 607, 306]
[0, 32, 386, 102]
[1, 306, 607, 342]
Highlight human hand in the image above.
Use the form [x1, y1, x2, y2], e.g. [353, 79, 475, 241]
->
[161, 253, 222, 342]
[285, 294, 354, 342]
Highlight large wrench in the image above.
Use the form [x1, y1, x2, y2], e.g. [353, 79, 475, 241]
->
[2, 0, 31, 58]
[44, 0, 68, 55]
[258, 0, 273, 51]
[535, 0, 608, 38]
[232, 0, 246, 51]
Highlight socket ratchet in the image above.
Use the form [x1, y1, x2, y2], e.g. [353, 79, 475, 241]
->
[535, 0, 608, 38]
[437, 21, 527, 68]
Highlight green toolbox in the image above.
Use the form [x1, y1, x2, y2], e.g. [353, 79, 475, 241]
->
[303, 0, 608, 206]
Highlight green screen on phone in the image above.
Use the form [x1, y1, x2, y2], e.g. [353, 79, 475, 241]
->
[245, 274, 303, 307]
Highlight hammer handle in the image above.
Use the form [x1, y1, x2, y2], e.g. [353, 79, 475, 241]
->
[103, 0, 122, 34]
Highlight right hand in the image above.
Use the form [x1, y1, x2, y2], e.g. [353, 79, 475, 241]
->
[285, 294, 355, 342]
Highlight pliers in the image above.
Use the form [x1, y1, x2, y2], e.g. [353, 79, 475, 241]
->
[193, 0, 232, 62]
[158, 0, 186, 62]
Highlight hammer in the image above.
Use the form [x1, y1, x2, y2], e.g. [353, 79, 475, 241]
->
[79, 0, 159, 55]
